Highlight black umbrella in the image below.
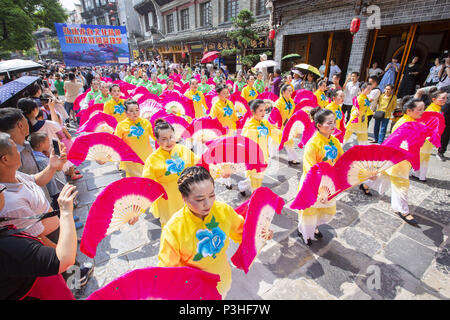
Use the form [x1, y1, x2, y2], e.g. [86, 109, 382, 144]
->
[0, 76, 40, 108]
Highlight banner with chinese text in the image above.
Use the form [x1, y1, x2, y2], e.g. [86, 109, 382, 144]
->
[54, 23, 130, 67]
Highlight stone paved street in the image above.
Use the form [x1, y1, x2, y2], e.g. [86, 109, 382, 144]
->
[68, 125, 450, 300]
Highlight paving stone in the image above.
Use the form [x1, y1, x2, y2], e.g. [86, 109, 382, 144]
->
[85, 173, 125, 191]
[435, 241, 450, 275]
[266, 165, 301, 184]
[216, 189, 248, 208]
[356, 262, 444, 300]
[257, 232, 314, 279]
[383, 235, 435, 279]
[353, 207, 403, 243]
[341, 228, 381, 257]
[272, 176, 301, 203]
[328, 201, 360, 230]
[262, 277, 337, 300]
[269, 211, 297, 243]
[411, 198, 450, 226]
[398, 214, 444, 249]
[304, 242, 363, 298]
[125, 242, 160, 270]
[336, 187, 375, 213]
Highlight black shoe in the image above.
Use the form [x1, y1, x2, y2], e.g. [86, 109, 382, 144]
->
[436, 153, 446, 162]
[288, 161, 300, 166]
[314, 230, 323, 239]
[240, 191, 246, 197]
[359, 184, 372, 196]
[396, 212, 419, 227]
[297, 230, 312, 246]
[79, 263, 94, 287]
[410, 175, 420, 181]
[225, 185, 233, 190]
[370, 140, 378, 144]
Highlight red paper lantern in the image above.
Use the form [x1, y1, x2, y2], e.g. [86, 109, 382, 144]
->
[268, 29, 276, 40]
[181, 52, 186, 58]
[350, 17, 360, 35]
[109, 10, 115, 15]
[111, 17, 116, 21]
[108, 2, 114, 7]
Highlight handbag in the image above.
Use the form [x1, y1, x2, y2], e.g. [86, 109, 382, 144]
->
[374, 94, 394, 120]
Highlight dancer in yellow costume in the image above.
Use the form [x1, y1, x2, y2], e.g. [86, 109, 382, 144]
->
[158, 166, 266, 298]
[114, 99, 154, 177]
[314, 80, 329, 108]
[238, 99, 281, 196]
[184, 78, 208, 118]
[103, 84, 127, 123]
[343, 82, 372, 145]
[241, 75, 258, 103]
[297, 107, 344, 246]
[325, 89, 345, 133]
[210, 84, 239, 132]
[411, 90, 448, 182]
[274, 84, 298, 165]
[142, 119, 198, 227]
[385, 98, 424, 226]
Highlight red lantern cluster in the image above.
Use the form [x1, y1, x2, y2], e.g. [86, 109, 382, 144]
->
[109, 10, 115, 15]
[350, 17, 361, 36]
[268, 29, 276, 40]
[181, 52, 186, 59]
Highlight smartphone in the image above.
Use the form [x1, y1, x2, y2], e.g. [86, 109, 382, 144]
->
[52, 138, 60, 156]
[43, 80, 49, 88]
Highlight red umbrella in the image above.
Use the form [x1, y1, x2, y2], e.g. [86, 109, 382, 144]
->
[201, 51, 220, 64]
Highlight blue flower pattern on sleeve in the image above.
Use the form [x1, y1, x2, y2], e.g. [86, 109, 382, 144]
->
[165, 152, 186, 176]
[285, 100, 293, 111]
[321, 94, 327, 102]
[193, 216, 226, 261]
[335, 109, 343, 120]
[114, 103, 125, 115]
[128, 122, 144, 139]
[223, 104, 233, 117]
[323, 139, 338, 162]
[249, 89, 256, 97]
[364, 99, 371, 107]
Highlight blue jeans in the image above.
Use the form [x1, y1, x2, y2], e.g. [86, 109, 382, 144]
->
[374, 118, 390, 144]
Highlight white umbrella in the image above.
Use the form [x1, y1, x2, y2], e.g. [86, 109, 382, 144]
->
[169, 63, 179, 69]
[0, 59, 44, 77]
[255, 60, 278, 70]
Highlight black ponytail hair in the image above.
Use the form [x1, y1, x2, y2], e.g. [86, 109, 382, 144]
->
[309, 107, 334, 129]
[124, 99, 139, 112]
[215, 84, 228, 94]
[402, 98, 423, 114]
[153, 118, 174, 139]
[249, 99, 265, 113]
[177, 165, 215, 197]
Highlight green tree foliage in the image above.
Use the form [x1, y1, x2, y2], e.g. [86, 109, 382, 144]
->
[0, 0, 67, 53]
[221, 9, 266, 69]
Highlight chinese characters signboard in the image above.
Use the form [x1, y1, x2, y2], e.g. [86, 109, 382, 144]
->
[54, 23, 130, 66]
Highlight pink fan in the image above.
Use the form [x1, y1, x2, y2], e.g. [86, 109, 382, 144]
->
[334, 126, 346, 143]
[80, 177, 168, 258]
[77, 103, 104, 125]
[182, 116, 228, 142]
[101, 77, 112, 82]
[207, 78, 216, 86]
[73, 92, 87, 111]
[162, 95, 195, 119]
[268, 107, 283, 128]
[87, 266, 221, 300]
[160, 90, 182, 101]
[139, 99, 164, 121]
[205, 91, 219, 111]
[150, 108, 169, 125]
[200, 135, 267, 177]
[231, 187, 285, 273]
[294, 98, 318, 113]
[137, 93, 161, 105]
[230, 92, 250, 116]
[158, 113, 189, 141]
[157, 78, 166, 85]
[76, 112, 118, 134]
[293, 89, 318, 105]
[382, 121, 433, 170]
[279, 109, 315, 149]
[290, 162, 338, 210]
[181, 82, 190, 93]
[194, 74, 201, 81]
[130, 86, 150, 97]
[67, 132, 145, 166]
[118, 82, 136, 94]
[236, 111, 251, 131]
[418, 111, 445, 148]
[330, 144, 411, 199]
[87, 99, 95, 108]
